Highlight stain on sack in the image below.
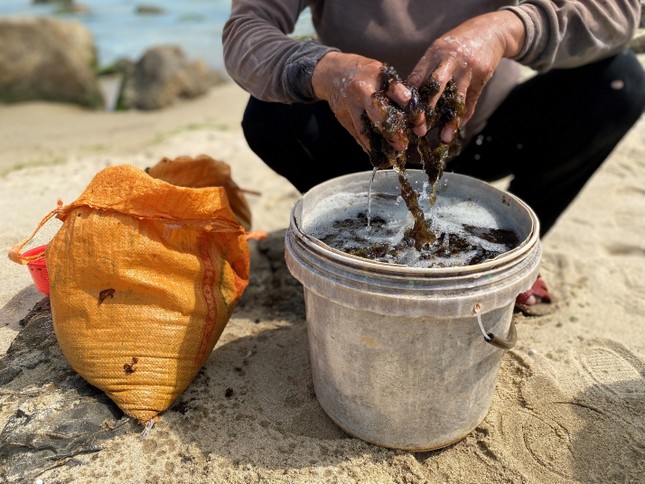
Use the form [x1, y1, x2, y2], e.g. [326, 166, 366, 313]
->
[98, 288, 115, 305]
[123, 357, 138, 374]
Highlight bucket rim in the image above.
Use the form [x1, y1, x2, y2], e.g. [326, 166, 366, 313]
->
[290, 170, 540, 277]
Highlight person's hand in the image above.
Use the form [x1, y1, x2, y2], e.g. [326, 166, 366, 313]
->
[311, 52, 412, 152]
[407, 10, 526, 143]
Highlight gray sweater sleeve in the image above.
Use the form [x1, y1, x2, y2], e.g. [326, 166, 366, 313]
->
[502, 0, 641, 71]
[223, 0, 337, 103]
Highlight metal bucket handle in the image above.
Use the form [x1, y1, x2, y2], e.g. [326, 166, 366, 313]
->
[473, 303, 517, 350]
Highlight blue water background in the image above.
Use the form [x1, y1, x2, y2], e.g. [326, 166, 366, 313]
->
[0, 0, 314, 71]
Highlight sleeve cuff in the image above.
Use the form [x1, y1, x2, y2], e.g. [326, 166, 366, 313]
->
[499, 4, 549, 68]
[284, 41, 338, 103]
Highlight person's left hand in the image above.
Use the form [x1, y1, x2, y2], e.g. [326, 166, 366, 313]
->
[407, 10, 526, 143]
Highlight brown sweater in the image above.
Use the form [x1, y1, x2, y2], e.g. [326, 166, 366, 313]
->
[223, 0, 639, 136]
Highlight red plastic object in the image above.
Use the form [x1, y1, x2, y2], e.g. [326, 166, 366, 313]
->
[23, 245, 50, 296]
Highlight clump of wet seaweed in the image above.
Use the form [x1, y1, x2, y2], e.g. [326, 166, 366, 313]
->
[361, 66, 465, 250]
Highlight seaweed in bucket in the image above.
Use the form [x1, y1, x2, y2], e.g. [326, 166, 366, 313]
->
[316, 205, 519, 268]
[361, 65, 464, 250]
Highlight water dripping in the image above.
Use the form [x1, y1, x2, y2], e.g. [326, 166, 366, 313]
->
[442, 232, 451, 254]
[420, 181, 430, 203]
[366, 167, 378, 234]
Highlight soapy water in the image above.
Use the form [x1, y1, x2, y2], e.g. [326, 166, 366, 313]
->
[303, 189, 519, 268]
[366, 167, 377, 231]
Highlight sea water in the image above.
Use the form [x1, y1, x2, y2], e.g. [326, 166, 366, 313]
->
[303, 189, 519, 268]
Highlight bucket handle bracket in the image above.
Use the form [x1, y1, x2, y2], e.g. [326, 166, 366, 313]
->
[474, 303, 517, 351]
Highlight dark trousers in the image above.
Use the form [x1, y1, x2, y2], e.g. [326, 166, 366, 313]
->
[242, 50, 645, 235]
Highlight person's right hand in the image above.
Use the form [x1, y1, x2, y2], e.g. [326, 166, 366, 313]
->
[311, 52, 413, 153]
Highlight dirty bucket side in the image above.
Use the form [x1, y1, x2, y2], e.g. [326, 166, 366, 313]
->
[303, 288, 514, 451]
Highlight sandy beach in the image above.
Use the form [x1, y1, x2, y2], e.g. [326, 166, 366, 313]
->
[1, 76, 644, 482]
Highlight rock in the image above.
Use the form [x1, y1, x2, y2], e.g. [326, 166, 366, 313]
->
[0, 299, 135, 482]
[0, 17, 104, 108]
[136, 4, 166, 15]
[116, 45, 223, 110]
[35, 0, 90, 13]
[97, 57, 135, 77]
[55, 2, 91, 15]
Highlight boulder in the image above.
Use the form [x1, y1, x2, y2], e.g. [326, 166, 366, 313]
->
[135, 4, 166, 15]
[55, 2, 92, 15]
[116, 45, 223, 110]
[0, 17, 104, 108]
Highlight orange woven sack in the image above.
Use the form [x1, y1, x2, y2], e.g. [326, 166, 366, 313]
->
[9, 164, 251, 424]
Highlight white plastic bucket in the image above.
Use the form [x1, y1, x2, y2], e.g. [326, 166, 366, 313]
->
[285, 170, 541, 451]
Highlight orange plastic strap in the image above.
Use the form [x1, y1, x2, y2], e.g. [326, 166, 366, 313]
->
[245, 231, 267, 241]
[8, 200, 64, 265]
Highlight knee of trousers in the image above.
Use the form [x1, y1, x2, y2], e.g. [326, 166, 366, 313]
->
[602, 50, 645, 123]
[241, 101, 264, 144]
[241, 97, 284, 147]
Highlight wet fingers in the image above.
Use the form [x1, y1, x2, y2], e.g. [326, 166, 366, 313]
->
[439, 77, 468, 143]
[365, 90, 409, 152]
